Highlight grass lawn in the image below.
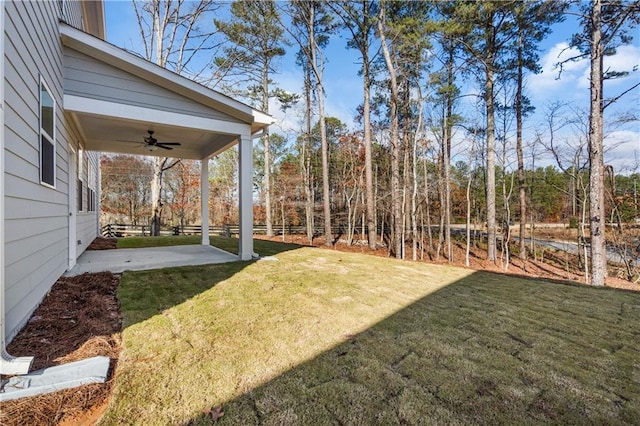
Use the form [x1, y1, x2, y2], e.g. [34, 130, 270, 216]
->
[116, 234, 299, 257]
[102, 244, 640, 425]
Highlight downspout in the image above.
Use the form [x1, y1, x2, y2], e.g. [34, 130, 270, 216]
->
[0, 1, 34, 375]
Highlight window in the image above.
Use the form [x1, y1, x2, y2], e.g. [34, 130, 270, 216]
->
[87, 186, 96, 212]
[40, 79, 55, 186]
[78, 179, 83, 211]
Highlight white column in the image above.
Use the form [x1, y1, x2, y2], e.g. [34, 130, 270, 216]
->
[200, 158, 209, 245]
[238, 133, 254, 260]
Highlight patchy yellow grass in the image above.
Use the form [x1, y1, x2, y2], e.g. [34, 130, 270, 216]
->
[101, 245, 640, 425]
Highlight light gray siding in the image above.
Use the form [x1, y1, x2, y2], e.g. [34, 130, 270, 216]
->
[63, 48, 238, 122]
[3, 1, 97, 341]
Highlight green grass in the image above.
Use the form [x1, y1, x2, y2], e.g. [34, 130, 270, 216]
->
[116, 234, 300, 256]
[101, 245, 640, 425]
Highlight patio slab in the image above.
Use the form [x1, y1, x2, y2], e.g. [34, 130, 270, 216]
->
[65, 245, 238, 276]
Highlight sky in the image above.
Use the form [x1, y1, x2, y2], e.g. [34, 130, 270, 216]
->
[104, 1, 640, 174]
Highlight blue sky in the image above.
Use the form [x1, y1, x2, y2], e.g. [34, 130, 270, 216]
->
[104, 1, 640, 173]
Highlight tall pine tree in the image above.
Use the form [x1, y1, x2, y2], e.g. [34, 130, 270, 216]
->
[215, 1, 287, 236]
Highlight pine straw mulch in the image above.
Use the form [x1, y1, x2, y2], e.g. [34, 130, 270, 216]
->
[87, 237, 118, 250]
[0, 271, 121, 426]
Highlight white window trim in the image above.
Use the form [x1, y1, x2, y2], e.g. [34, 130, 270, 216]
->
[39, 77, 56, 188]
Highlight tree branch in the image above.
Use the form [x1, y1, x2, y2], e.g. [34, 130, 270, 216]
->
[603, 82, 640, 110]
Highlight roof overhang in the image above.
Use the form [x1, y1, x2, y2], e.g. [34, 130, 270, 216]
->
[59, 23, 273, 160]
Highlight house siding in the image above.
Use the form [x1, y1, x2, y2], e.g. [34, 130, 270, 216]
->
[60, 0, 83, 29]
[63, 47, 238, 123]
[3, 0, 97, 341]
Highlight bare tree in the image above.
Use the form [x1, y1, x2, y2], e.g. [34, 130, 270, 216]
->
[561, 0, 640, 285]
[133, 0, 221, 235]
[283, 1, 335, 245]
[377, 3, 402, 258]
[330, 0, 379, 250]
[215, 1, 288, 237]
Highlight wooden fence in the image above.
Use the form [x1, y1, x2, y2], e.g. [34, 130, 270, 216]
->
[101, 223, 372, 238]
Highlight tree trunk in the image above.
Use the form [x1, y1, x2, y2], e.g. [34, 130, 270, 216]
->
[423, 153, 433, 256]
[466, 169, 472, 267]
[485, 64, 497, 262]
[378, 8, 402, 259]
[302, 60, 314, 245]
[411, 92, 423, 262]
[588, 0, 606, 286]
[516, 25, 527, 261]
[443, 43, 454, 261]
[363, 48, 376, 250]
[150, 157, 164, 236]
[263, 61, 273, 237]
[319, 96, 331, 245]
[305, 5, 332, 246]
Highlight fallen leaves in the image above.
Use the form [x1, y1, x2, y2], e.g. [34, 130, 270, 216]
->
[203, 406, 225, 422]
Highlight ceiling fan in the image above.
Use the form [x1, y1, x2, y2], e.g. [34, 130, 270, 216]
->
[141, 130, 181, 151]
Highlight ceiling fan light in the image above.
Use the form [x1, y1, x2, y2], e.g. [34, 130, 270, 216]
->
[146, 145, 157, 152]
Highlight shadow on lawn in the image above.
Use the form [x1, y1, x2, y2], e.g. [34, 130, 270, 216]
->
[182, 271, 640, 426]
[118, 238, 305, 328]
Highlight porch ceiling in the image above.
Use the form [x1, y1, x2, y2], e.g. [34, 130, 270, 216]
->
[68, 112, 239, 160]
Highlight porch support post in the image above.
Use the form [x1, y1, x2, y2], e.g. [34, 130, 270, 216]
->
[201, 158, 209, 245]
[238, 133, 254, 260]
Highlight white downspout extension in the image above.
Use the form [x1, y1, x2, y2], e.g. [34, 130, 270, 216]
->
[0, 1, 34, 375]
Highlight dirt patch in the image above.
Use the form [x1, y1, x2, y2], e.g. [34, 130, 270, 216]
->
[1, 271, 121, 426]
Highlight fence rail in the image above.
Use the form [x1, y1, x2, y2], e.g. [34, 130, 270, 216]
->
[101, 223, 376, 238]
[101, 222, 599, 239]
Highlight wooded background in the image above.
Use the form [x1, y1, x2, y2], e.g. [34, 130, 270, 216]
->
[99, 1, 640, 286]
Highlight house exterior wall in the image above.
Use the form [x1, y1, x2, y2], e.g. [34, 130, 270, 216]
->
[3, 0, 98, 341]
[60, 0, 84, 29]
[76, 148, 100, 252]
[63, 48, 238, 123]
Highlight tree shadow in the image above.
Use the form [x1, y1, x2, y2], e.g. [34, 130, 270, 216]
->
[181, 272, 639, 425]
[118, 239, 307, 328]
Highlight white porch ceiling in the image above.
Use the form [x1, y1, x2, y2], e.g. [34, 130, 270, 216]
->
[68, 112, 240, 160]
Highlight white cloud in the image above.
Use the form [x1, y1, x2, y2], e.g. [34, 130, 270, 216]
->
[528, 41, 640, 112]
[603, 44, 640, 85]
[604, 129, 640, 173]
[528, 42, 588, 98]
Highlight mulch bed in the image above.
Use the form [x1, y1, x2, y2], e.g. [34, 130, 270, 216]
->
[87, 237, 118, 250]
[0, 271, 121, 426]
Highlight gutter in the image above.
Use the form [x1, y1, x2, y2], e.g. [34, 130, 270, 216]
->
[0, 1, 34, 375]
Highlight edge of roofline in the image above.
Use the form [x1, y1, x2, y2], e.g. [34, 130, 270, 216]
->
[59, 22, 272, 129]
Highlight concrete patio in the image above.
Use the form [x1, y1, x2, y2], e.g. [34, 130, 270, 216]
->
[65, 245, 238, 276]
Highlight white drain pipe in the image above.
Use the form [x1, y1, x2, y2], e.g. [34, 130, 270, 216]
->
[0, 1, 34, 375]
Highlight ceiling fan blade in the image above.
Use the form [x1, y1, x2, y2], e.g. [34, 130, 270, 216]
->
[156, 142, 181, 146]
[157, 145, 174, 150]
